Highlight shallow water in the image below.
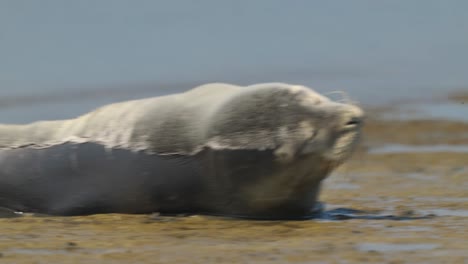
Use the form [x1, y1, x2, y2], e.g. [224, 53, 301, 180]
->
[356, 243, 440, 252]
[369, 144, 468, 154]
[381, 101, 468, 122]
[417, 209, 468, 217]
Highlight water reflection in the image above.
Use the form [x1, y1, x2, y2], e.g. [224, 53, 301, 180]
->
[357, 242, 439, 252]
[369, 144, 468, 154]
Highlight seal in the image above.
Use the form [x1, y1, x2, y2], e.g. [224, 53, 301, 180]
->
[0, 83, 363, 219]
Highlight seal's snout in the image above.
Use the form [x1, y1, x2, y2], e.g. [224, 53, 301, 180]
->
[344, 116, 362, 129]
[341, 105, 364, 130]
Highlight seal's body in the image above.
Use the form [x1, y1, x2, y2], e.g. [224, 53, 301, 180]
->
[0, 83, 363, 219]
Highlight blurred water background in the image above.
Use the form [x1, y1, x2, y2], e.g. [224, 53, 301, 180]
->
[1, 0, 467, 123]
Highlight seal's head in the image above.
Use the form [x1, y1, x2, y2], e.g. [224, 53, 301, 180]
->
[199, 83, 364, 219]
[206, 83, 364, 165]
[291, 85, 364, 165]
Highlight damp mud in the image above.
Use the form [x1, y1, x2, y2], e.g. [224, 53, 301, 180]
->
[0, 93, 467, 263]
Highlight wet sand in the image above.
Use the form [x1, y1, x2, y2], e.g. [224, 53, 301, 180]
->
[1, 96, 467, 263]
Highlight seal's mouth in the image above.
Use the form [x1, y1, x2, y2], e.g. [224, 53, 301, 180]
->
[329, 127, 362, 163]
[298, 114, 363, 162]
[327, 103, 364, 162]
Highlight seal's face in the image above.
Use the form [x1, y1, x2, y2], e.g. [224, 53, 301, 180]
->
[295, 88, 364, 164]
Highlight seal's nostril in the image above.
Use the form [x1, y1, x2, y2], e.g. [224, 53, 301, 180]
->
[345, 117, 361, 127]
[340, 104, 364, 129]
